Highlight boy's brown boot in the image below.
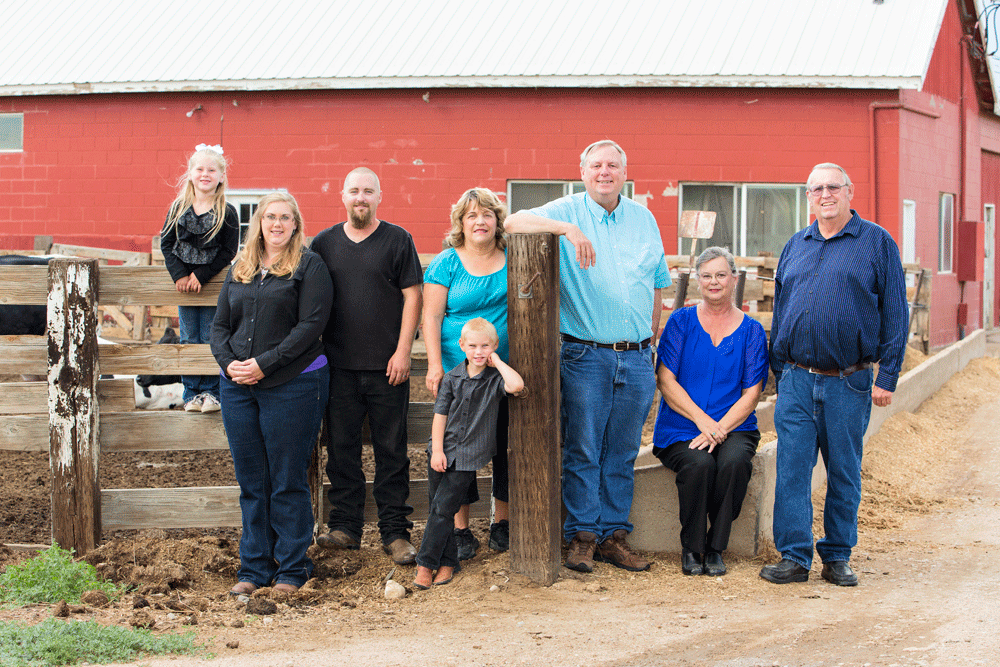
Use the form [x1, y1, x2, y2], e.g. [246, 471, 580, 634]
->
[595, 529, 650, 572]
[565, 531, 598, 572]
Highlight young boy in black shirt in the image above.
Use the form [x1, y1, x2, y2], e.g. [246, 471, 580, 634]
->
[414, 318, 524, 589]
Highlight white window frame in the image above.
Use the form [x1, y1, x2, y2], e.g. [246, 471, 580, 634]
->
[506, 180, 635, 213]
[677, 182, 807, 257]
[939, 192, 954, 274]
[0, 113, 24, 152]
[228, 189, 280, 247]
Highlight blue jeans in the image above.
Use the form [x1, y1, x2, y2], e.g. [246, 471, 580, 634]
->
[221, 365, 329, 588]
[560, 342, 656, 542]
[773, 363, 873, 568]
[178, 304, 219, 402]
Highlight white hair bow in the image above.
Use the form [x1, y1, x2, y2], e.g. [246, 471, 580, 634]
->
[196, 144, 224, 155]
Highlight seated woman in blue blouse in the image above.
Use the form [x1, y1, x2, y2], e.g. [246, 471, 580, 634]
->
[653, 246, 768, 577]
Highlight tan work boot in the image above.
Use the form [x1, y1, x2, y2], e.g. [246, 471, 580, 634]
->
[565, 531, 598, 572]
[595, 529, 650, 572]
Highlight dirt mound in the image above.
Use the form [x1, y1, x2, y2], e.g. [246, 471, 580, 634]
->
[855, 356, 996, 533]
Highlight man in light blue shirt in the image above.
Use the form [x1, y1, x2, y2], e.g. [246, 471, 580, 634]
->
[506, 140, 671, 573]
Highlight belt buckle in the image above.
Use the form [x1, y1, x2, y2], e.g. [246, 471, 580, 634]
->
[613, 341, 629, 352]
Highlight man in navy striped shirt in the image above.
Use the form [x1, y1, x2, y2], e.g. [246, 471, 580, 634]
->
[760, 163, 908, 587]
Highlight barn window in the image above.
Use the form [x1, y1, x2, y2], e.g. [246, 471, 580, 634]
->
[679, 183, 808, 257]
[938, 193, 954, 273]
[507, 180, 636, 213]
[227, 190, 277, 248]
[0, 114, 23, 151]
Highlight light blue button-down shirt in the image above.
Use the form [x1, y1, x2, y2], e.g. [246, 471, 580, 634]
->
[531, 193, 671, 344]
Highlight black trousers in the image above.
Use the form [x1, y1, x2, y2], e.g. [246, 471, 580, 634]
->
[417, 458, 477, 570]
[325, 367, 413, 543]
[462, 395, 509, 506]
[654, 430, 759, 554]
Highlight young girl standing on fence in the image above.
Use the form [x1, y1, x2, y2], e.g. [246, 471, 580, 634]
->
[160, 144, 240, 413]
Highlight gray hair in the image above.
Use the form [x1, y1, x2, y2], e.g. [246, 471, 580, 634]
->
[695, 246, 737, 274]
[808, 162, 852, 187]
[580, 140, 627, 169]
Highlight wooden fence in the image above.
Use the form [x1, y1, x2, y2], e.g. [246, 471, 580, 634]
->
[0, 257, 488, 551]
[0, 239, 931, 585]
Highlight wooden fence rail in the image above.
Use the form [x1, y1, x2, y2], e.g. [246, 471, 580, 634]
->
[1, 244, 930, 584]
[0, 256, 497, 564]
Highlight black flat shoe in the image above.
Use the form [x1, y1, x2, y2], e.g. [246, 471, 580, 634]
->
[703, 551, 726, 576]
[681, 550, 704, 576]
[759, 558, 809, 584]
[821, 560, 858, 586]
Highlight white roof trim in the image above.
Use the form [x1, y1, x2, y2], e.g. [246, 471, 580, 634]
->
[2, 75, 927, 98]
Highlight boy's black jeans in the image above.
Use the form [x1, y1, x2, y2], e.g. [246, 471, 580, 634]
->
[416, 457, 477, 570]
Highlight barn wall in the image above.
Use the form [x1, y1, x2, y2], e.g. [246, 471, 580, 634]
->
[0, 81, 983, 346]
[1, 87, 893, 252]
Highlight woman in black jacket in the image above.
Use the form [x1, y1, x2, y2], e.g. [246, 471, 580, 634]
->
[211, 192, 332, 595]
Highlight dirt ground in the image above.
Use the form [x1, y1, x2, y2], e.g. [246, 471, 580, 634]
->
[1, 344, 999, 666]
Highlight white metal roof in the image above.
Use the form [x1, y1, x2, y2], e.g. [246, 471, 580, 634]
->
[974, 0, 1000, 115]
[0, 0, 950, 96]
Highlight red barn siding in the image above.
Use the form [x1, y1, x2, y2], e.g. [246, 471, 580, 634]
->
[2, 87, 891, 256]
[0, 78, 981, 347]
[982, 147, 1000, 327]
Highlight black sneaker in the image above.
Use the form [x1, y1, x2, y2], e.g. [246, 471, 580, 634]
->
[454, 528, 480, 561]
[489, 520, 509, 552]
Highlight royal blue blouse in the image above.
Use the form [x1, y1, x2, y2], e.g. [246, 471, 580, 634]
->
[653, 306, 769, 448]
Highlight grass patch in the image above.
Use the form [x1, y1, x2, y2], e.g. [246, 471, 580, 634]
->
[0, 618, 204, 666]
[0, 545, 120, 606]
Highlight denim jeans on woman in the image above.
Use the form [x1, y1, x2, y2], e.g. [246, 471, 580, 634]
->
[773, 363, 873, 568]
[560, 341, 656, 543]
[178, 304, 219, 402]
[220, 365, 329, 588]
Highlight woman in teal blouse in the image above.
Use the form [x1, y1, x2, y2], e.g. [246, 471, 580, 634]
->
[423, 188, 510, 560]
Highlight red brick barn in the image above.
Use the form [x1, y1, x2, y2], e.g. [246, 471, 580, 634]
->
[1, 0, 998, 348]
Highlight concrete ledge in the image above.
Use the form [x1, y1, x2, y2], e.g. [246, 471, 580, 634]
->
[628, 330, 986, 555]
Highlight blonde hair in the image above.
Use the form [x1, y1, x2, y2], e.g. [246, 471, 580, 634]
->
[447, 188, 507, 249]
[162, 147, 230, 241]
[231, 192, 306, 283]
[459, 317, 499, 346]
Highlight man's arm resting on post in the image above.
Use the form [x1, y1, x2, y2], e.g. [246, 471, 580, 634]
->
[387, 284, 422, 386]
[505, 211, 596, 269]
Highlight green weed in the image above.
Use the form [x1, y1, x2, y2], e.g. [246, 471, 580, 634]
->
[0, 618, 204, 666]
[0, 545, 120, 606]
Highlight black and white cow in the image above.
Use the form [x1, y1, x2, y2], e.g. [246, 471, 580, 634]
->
[134, 327, 185, 409]
[0, 255, 48, 336]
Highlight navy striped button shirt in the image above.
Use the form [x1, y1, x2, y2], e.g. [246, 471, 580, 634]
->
[769, 210, 909, 393]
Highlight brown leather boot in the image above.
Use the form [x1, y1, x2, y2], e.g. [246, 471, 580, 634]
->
[595, 529, 650, 572]
[564, 531, 598, 572]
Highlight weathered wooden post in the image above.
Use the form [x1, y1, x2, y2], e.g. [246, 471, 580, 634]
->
[48, 258, 101, 555]
[507, 233, 561, 584]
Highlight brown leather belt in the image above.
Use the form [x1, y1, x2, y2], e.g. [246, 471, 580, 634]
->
[792, 361, 871, 377]
[561, 334, 652, 352]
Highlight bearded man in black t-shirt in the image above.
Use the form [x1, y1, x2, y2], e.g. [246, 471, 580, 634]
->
[310, 167, 424, 565]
